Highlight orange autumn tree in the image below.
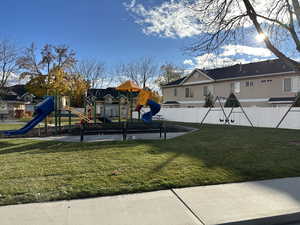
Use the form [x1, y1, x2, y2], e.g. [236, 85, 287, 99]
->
[26, 67, 89, 106]
[26, 67, 70, 97]
[68, 74, 90, 106]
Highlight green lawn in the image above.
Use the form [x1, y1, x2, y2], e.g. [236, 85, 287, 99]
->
[0, 118, 80, 131]
[1, 124, 300, 206]
[0, 124, 24, 131]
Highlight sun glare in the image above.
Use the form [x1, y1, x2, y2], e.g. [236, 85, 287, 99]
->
[256, 33, 267, 42]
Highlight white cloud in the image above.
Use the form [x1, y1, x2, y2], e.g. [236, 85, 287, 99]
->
[182, 44, 274, 69]
[124, 0, 136, 9]
[125, 0, 288, 38]
[220, 45, 272, 57]
[193, 53, 266, 69]
[125, 1, 206, 38]
[183, 59, 194, 66]
[3, 73, 27, 86]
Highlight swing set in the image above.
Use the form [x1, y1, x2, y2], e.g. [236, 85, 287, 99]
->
[200, 93, 254, 127]
[276, 94, 300, 128]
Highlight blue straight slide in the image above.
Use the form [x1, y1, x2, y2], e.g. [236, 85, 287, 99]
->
[4, 96, 55, 136]
[142, 99, 161, 123]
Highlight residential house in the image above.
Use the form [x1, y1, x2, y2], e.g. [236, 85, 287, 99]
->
[161, 59, 300, 108]
[0, 85, 37, 119]
[87, 88, 139, 119]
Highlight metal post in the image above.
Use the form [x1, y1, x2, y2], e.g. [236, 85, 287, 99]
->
[103, 101, 106, 124]
[160, 123, 162, 139]
[94, 101, 97, 124]
[38, 124, 41, 137]
[68, 110, 72, 133]
[55, 95, 58, 135]
[200, 106, 213, 126]
[218, 97, 228, 124]
[200, 96, 218, 126]
[118, 98, 121, 124]
[239, 104, 254, 128]
[225, 107, 234, 125]
[163, 122, 167, 140]
[122, 122, 127, 141]
[130, 91, 133, 123]
[276, 104, 293, 128]
[58, 109, 62, 133]
[80, 123, 84, 142]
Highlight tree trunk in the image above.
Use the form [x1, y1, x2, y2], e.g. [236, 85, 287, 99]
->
[292, 0, 300, 27]
[242, 0, 300, 70]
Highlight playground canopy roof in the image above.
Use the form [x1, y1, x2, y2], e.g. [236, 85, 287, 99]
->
[116, 80, 141, 92]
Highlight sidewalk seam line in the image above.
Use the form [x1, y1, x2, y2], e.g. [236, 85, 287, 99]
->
[171, 189, 206, 225]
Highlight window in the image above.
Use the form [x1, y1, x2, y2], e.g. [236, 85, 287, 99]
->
[174, 88, 177, 96]
[203, 86, 208, 96]
[185, 88, 193, 98]
[283, 77, 300, 92]
[185, 88, 190, 98]
[245, 81, 254, 87]
[231, 82, 240, 93]
[230, 83, 234, 92]
[283, 78, 292, 92]
[261, 79, 272, 84]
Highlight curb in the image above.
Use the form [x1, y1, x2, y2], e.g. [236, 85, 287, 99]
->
[218, 212, 300, 225]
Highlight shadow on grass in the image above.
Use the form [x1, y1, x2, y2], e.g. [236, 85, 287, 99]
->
[0, 141, 17, 149]
[148, 125, 300, 204]
[3, 124, 300, 205]
[0, 139, 149, 155]
[0, 141, 65, 155]
[151, 152, 182, 172]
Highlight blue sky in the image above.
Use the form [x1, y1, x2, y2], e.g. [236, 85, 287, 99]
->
[0, 0, 189, 69]
[1, 0, 293, 73]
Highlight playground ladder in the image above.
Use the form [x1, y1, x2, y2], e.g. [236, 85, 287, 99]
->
[64, 106, 91, 123]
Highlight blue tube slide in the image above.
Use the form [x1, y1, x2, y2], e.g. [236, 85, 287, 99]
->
[4, 96, 55, 136]
[142, 99, 161, 123]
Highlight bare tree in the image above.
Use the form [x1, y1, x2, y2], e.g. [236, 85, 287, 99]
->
[18, 43, 76, 80]
[0, 40, 20, 90]
[181, 0, 300, 70]
[17, 43, 77, 133]
[115, 57, 158, 88]
[74, 60, 112, 88]
[156, 63, 184, 86]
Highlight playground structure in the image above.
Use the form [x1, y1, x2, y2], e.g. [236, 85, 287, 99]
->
[3, 96, 55, 136]
[1, 81, 167, 141]
[200, 93, 254, 127]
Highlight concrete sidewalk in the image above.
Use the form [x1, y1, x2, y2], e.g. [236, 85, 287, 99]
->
[26, 132, 187, 142]
[2, 177, 300, 225]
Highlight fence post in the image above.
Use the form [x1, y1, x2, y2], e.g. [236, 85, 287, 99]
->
[80, 123, 84, 142]
[122, 122, 127, 141]
[163, 122, 167, 140]
[160, 123, 162, 139]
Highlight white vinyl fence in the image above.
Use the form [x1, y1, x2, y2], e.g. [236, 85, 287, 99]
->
[134, 107, 300, 130]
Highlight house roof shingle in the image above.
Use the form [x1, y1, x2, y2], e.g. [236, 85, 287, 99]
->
[163, 59, 294, 87]
[268, 97, 296, 102]
[87, 88, 139, 100]
[7, 85, 28, 96]
[163, 101, 180, 104]
[0, 94, 24, 102]
[204, 59, 293, 80]
[162, 77, 186, 86]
